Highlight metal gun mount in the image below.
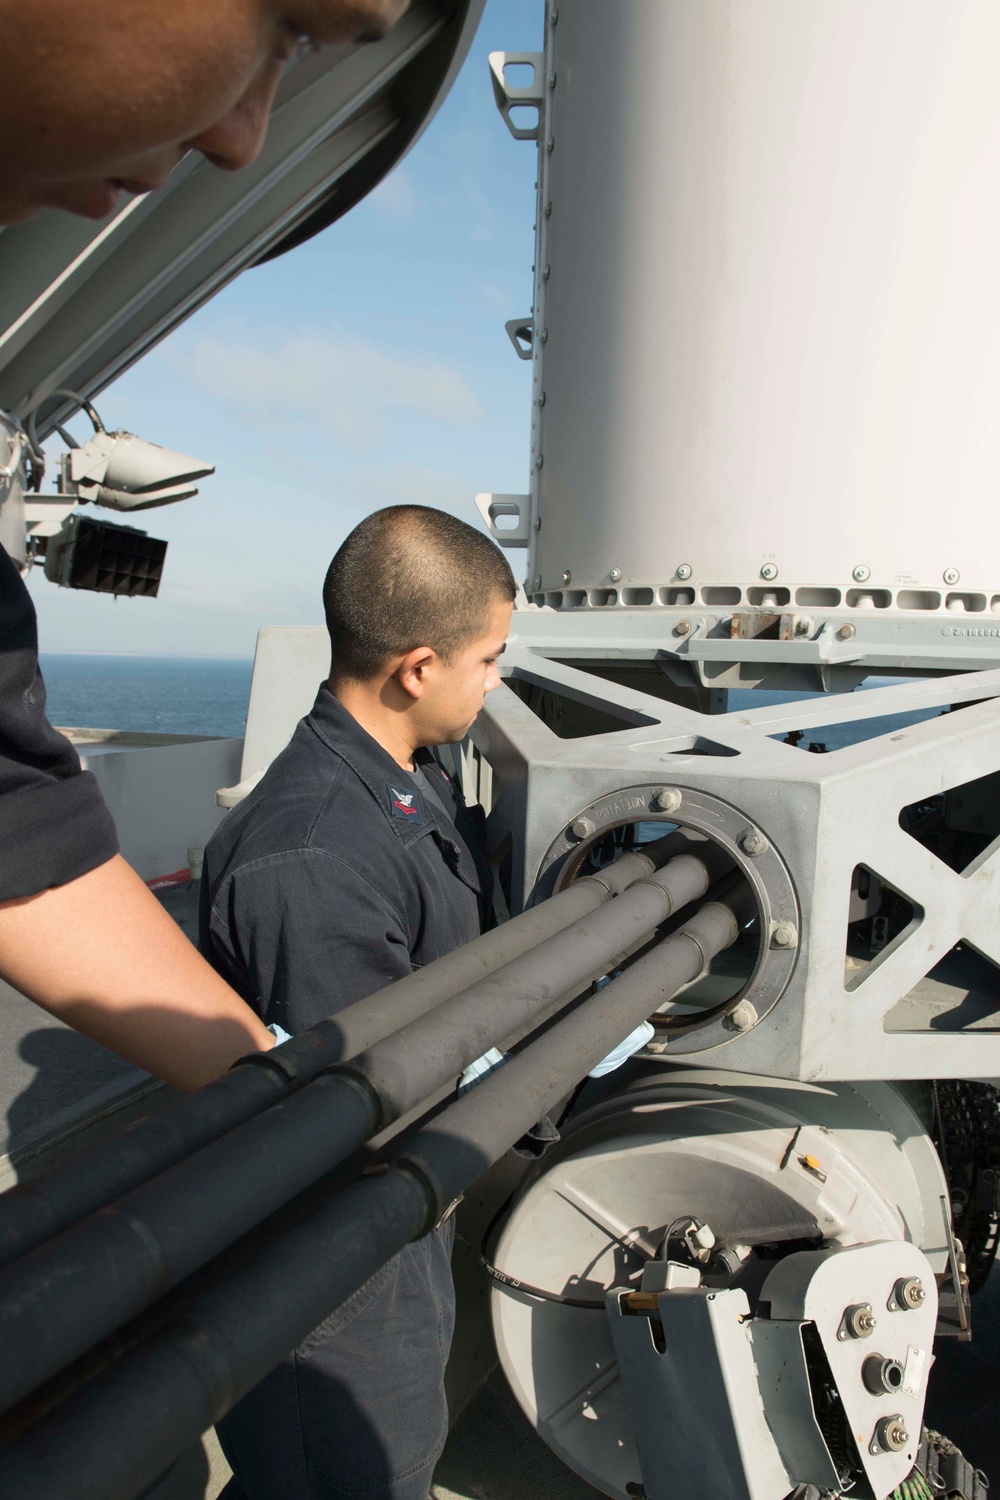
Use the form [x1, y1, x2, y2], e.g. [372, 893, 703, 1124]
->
[473, 641, 1000, 1083]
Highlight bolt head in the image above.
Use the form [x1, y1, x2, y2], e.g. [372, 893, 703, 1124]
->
[894, 1276, 926, 1310]
[727, 1000, 758, 1032]
[852, 564, 871, 582]
[674, 619, 692, 637]
[874, 1415, 909, 1453]
[542, 264, 551, 280]
[562, 569, 572, 585]
[676, 563, 692, 581]
[845, 1303, 876, 1338]
[609, 567, 622, 583]
[760, 563, 778, 581]
[836, 622, 857, 641]
[772, 923, 797, 948]
[533, 575, 541, 590]
[741, 831, 767, 857]
[654, 787, 682, 813]
[535, 454, 544, 469]
[943, 567, 960, 585]
[570, 816, 594, 840]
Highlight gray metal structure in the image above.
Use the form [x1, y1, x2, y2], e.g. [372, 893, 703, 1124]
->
[0, 3, 998, 1499]
[470, 4, 1000, 1496]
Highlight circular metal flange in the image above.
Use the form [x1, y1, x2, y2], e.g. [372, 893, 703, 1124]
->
[534, 783, 799, 1053]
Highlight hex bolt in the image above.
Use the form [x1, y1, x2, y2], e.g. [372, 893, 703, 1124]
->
[893, 1276, 926, 1310]
[562, 570, 572, 585]
[872, 1415, 909, 1455]
[772, 923, 797, 949]
[675, 619, 693, 637]
[862, 1355, 905, 1396]
[943, 567, 960, 585]
[570, 817, 595, 841]
[760, 563, 778, 581]
[727, 1001, 758, 1032]
[836, 623, 857, 641]
[741, 831, 768, 857]
[676, 564, 692, 581]
[852, 564, 871, 582]
[653, 787, 683, 813]
[609, 567, 622, 583]
[842, 1303, 876, 1339]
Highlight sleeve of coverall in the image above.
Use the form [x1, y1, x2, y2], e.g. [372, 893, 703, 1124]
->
[210, 846, 415, 1036]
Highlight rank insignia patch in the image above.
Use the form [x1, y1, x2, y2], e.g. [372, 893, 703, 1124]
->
[387, 784, 425, 826]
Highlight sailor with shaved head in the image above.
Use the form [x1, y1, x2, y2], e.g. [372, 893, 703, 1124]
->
[200, 505, 515, 1498]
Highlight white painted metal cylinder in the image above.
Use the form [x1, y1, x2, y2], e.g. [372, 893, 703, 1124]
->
[530, 0, 1000, 615]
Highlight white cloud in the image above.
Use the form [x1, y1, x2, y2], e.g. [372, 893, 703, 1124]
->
[169, 329, 483, 451]
[369, 167, 417, 224]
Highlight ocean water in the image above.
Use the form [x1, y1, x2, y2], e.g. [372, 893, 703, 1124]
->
[37, 654, 938, 749]
[40, 654, 254, 739]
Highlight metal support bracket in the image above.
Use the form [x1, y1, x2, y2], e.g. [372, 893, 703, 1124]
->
[475, 492, 531, 548]
[488, 51, 545, 141]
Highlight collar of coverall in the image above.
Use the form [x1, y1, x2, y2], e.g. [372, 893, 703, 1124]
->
[305, 685, 481, 892]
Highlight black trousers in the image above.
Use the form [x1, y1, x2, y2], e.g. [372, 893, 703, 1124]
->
[217, 1224, 455, 1500]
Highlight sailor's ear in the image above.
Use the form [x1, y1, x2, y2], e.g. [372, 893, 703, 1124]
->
[394, 645, 437, 699]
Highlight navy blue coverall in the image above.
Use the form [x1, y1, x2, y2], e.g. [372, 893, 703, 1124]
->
[200, 685, 491, 1500]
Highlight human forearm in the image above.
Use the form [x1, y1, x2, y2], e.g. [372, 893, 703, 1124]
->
[0, 854, 274, 1089]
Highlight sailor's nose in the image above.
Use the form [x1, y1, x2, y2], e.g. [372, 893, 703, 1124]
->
[188, 60, 282, 173]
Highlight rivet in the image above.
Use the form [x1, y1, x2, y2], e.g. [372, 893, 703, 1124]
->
[539, 328, 548, 343]
[546, 137, 555, 153]
[562, 569, 571, 585]
[675, 619, 692, 637]
[535, 454, 544, 469]
[533, 575, 541, 589]
[545, 201, 553, 217]
[542, 265, 551, 280]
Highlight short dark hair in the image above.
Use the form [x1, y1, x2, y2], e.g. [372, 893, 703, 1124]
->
[324, 505, 516, 683]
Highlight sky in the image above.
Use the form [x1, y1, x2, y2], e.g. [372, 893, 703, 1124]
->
[27, 0, 542, 659]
